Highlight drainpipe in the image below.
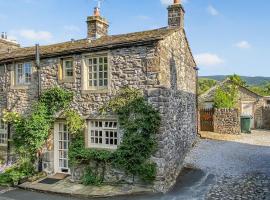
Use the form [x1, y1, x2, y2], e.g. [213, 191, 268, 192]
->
[35, 44, 41, 98]
[194, 66, 199, 135]
[4, 64, 11, 164]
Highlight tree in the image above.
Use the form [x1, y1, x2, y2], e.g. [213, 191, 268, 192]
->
[229, 74, 247, 87]
[214, 84, 239, 109]
[198, 78, 217, 95]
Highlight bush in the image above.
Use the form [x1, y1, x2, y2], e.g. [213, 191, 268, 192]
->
[82, 167, 102, 186]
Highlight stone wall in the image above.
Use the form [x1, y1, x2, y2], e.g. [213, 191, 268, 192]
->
[147, 87, 197, 192]
[262, 106, 270, 130]
[214, 109, 240, 134]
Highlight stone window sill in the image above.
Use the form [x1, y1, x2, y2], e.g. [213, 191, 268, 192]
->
[59, 78, 75, 84]
[0, 144, 7, 147]
[81, 89, 109, 94]
[11, 85, 30, 90]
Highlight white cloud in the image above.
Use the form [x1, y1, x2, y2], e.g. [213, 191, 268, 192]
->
[18, 29, 53, 41]
[160, 0, 188, 6]
[195, 53, 224, 67]
[64, 25, 80, 32]
[235, 41, 251, 49]
[207, 5, 219, 16]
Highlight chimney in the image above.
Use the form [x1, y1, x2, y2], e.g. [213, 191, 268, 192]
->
[168, 0, 185, 28]
[86, 7, 109, 39]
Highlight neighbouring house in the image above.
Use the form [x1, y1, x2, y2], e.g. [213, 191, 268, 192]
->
[199, 79, 265, 130]
[0, 0, 197, 192]
[264, 96, 270, 106]
[0, 33, 20, 54]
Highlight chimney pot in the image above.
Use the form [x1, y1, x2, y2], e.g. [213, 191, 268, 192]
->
[94, 7, 100, 17]
[174, 0, 180, 4]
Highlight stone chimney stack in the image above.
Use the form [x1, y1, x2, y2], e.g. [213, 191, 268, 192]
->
[87, 7, 109, 39]
[168, 0, 185, 28]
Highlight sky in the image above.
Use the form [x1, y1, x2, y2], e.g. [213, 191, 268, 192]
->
[0, 0, 269, 77]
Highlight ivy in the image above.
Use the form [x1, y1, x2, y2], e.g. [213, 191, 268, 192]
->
[1, 87, 81, 185]
[69, 87, 161, 184]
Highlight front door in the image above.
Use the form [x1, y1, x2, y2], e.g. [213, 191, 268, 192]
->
[54, 122, 70, 174]
[241, 102, 255, 129]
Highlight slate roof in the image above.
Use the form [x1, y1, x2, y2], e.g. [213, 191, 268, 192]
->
[0, 28, 178, 63]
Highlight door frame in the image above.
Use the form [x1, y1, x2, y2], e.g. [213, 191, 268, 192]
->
[54, 122, 70, 174]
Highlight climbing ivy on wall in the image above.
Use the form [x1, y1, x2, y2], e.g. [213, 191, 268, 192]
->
[1, 87, 82, 185]
[69, 87, 161, 184]
[8, 87, 74, 160]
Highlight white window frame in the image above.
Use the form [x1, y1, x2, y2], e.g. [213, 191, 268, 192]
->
[86, 55, 109, 90]
[62, 59, 74, 81]
[87, 119, 119, 150]
[15, 62, 32, 85]
[0, 120, 7, 146]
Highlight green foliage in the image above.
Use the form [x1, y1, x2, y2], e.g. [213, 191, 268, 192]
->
[65, 109, 85, 135]
[82, 167, 102, 186]
[69, 87, 160, 185]
[0, 87, 79, 186]
[40, 87, 73, 115]
[214, 84, 239, 109]
[249, 82, 270, 96]
[198, 78, 217, 95]
[229, 74, 247, 86]
[0, 158, 35, 186]
[12, 87, 74, 160]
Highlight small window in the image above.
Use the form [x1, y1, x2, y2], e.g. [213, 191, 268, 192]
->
[267, 100, 270, 105]
[87, 55, 108, 90]
[15, 62, 32, 85]
[88, 119, 119, 149]
[0, 120, 7, 145]
[62, 59, 74, 80]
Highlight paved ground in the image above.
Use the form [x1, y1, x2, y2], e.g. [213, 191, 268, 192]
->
[0, 130, 269, 200]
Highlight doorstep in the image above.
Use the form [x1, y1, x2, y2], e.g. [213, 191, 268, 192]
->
[18, 177, 155, 198]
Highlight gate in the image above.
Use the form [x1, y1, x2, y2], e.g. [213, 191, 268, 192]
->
[200, 108, 214, 132]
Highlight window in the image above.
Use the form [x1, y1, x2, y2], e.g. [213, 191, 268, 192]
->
[267, 100, 270, 105]
[0, 120, 7, 145]
[63, 59, 74, 80]
[88, 120, 119, 149]
[15, 62, 32, 85]
[87, 56, 108, 90]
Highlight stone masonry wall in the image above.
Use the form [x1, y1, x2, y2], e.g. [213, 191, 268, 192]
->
[148, 87, 197, 192]
[214, 109, 240, 134]
[262, 106, 270, 130]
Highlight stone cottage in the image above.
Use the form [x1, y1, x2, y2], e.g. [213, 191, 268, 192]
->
[0, 0, 197, 192]
[199, 79, 265, 129]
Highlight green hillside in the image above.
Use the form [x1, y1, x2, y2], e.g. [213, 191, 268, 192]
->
[200, 75, 270, 86]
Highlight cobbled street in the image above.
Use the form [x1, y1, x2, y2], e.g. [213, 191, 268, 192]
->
[0, 130, 269, 200]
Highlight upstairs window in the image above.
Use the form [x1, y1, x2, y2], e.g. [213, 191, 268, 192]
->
[0, 120, 7, 145]
[87, 56, 108, 90]
[15, 62, 32, 85]
[87, 119, 119, 150]
[63, 59, 74, 80]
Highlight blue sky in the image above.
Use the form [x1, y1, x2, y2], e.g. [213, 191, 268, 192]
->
[0, 0, 269, 76]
